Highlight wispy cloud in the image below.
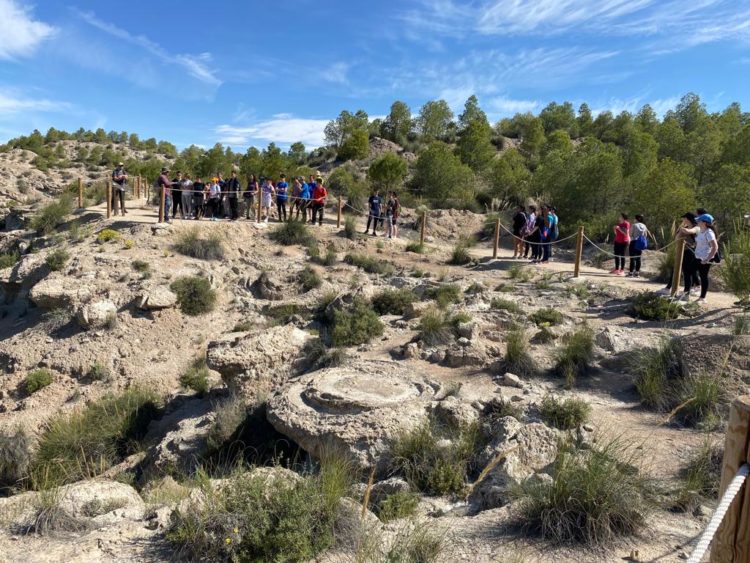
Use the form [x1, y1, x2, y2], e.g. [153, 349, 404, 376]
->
[0, 0, 56, 60]
[487, 96, 540, 115]
[591, 95, 681, 117]
[215, 114, 330, 148]
[74, 9, 221, 87]
[0, 89, 71, 116]
[321, 62, 351, 85]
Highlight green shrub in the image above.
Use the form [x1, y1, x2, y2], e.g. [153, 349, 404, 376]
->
[0, 251, 20, 269]
[719, 227, 750, 303]
[25, 369, 53, 395]
[263, 303, 303, 324]
[389, 418, 483, 496]
[418, 307, 453, 346]
[405, 241, 426, 254]
[96, 228, 120, 244]
[674, 440, 723, 511]
[505, 325, 536, 377]
[539, 396, 591, 430]
[298, 266, 322, 292]
[270, 220, 313, 246]
[734, 315, 750, 335]
[508, 264, 533, 282]
[482, 397, 524, 422]
[168, 455, 350, 562]
[491, 298, 521, 314]
[173, 227, 225, 260]
[310, 243, 337, 266]
[375, 491, 420, 522]
[0, 427, 32, 492]
[45, 248, 70, 271]
[633, 339, 682, 410]
[372, 288, 416, 315]
[447, 241, 472, 265]
[179, 358, 210, 395]
[530, 308, 563, 326]
[554, 325, 595, 388]
[30, 195, 73, 234]
[170, 276, 217, 316]
[131, 259, 150, 273]
[343, 253, 394, 275]
[330, 298, 384, 347]
[85, 363, 110, 382]
[679, 374, 724, 430]
[343, 215, 357, 239]
[32, 388, 160, 487]
[495, 282, 515, 293]
[515, 440, 651, 545]
[631, 292, 685, 321]
[424, 283, 461, 308]
[232, 321, 253, 332]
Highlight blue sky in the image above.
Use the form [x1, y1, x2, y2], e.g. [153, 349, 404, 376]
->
[1, 0, 749, 150]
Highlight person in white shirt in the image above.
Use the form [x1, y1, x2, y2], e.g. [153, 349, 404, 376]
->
[693, 213, 719, 303]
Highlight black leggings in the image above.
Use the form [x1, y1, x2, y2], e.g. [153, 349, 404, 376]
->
[172, 190, 182, 217]
[628, 241, 642, 272]
[277, 200, 287, 221]
[613, 242, 628, 270]
[696, 262, 711, 298]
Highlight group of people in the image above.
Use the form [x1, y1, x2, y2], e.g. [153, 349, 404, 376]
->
[510, 204, 560, 263]
[155, 168, 328, 225]
[364, 190, 402, 238]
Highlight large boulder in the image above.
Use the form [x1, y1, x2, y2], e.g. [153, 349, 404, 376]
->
[267, 360, 441, 473]
[29, 276, 92, 309]
[76, 299, 117, 330]
[469, 417, 558, 511]
[137, 285, 178, 310]
[206, 324, 311, 399]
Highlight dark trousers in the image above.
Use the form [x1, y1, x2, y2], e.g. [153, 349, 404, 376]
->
[628, 241, 642, 272]
[112, 188, 125, 215]
[244, 196, 255, 219]
[541, 242, 550, 262]
[208, 198, 220, 218]
[696, 263, 711, 298]
[277, 200, 287, 221]
[366, 211, 381, 233]
[311, 203, 324, 225]
[229, 197, 238, 220]
[172, 190, 182, 218]
[613, 242, 628, 270]
[529, 235, 541, 259]
[666, 247, 699, 290]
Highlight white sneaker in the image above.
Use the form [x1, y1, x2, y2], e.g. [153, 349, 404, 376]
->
[696, 297, 706, 304]
[655, 288, 670, 296]
[675, 291, 691, 302]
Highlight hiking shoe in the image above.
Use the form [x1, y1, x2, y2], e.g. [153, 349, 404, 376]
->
[609, 268, 619, 274]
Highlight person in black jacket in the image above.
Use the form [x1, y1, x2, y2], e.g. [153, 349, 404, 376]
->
[511, 205, 526, 258]
[226, 170, 240, 220]
[111, 162, 127, 216]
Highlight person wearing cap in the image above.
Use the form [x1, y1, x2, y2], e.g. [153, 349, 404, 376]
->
[157, 167, 172, 223]
[111, 162, 128, 216]
[693, 213, 719, 304]
[311, 176, 327, 226]
[658, 212, 700, 297]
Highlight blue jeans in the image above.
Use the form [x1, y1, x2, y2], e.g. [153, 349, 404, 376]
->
[164, 195, 172, 222]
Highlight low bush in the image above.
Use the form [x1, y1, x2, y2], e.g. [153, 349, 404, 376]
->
[515, 439, 652, 545]
[270, 220, 313, 246]
[262, 303, 303, 324]
[179, 358, 210, 395]
[530, 308, 563, 326]
[539, 396, 591, 430]
[719, 227, 750, 303]
[447, 241, 472, 265]
[424, 283, 461, 308]
[173, 227, 225, 260]
[495, 282, 515, 293]
[482, 397, 524, 422]
[25, 369, 53, 395]
[45, 248, 70, 271]
[491, 298, 522, 314]
[343, 253, 394, 275]
[330, 298, 384, 347]
[170, 276, 217, 316]
[30, 195, 73, 234]
[554, 325, 595, 388]
[0, 251, 20, 269]
[85, 363, 110, 382]
[298, 266, 322, 292]
[630, 292, 685, 321]
[418, 307, 453, 346]
[405, 241, 426, 254]
[372, 288, 416, 316]
[733, 315, 750, 336]
[96, 228, 120, 244]
[309, 243, 337, 266]
[302, 338, 349, 372]
[0, 427, 32, 492]
[508, 264, 533, 282]
[131, 259, 150, 273]
[375, 491, 420, 522]
[32, 388, 160, 487]
[632, 339, 683, 410]
[505, 325, 536, 377]
[123, 239, 135, 250]
[679, 374, 724, 430]
[343, 215, 357, 239]
[674, 440, 723, 511]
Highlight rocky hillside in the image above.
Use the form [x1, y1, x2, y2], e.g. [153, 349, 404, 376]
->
[0, 195, 746, 562]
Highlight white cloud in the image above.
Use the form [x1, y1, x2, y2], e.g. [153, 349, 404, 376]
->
[321, 62, 351, 85]
[75, 10, 221, 87]
[487, 96, 540, 115]
[0, 0, 56, 59]
[215, 115, 330, 148]
[0, 89, 70, 116]
[591, 95, 681, 117]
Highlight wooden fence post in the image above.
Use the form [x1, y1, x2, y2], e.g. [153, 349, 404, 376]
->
[159, 186, 165, 223]
[573, 225, 585, 278]
[710, 395, 750, 563]
[492, 218, 501, 259]
[420, 210, 427, 245]
[106, 179, 112, 219]
[670, 238, 686, 296]
[77, 177, 83, 209]
[337, 196, 342, 228]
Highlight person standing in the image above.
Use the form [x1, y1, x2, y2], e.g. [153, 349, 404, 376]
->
[693, 214, 719, 304]
[276, 174, 289, 222]
[180, 174, 193, 219]
[539, 209, 552, 264]
[522, 205, 537, 259]
[658, 213, 700, 296]
[311, 176, 327, 226]
[208, 178, 222, 221]
[298, 178, 311, 221]
[365, 190, 382, 235]
[611, 213, 630, 275]
[226, 170, 241, 220]
[157, 167, 172, 223]
[111, 162, 128, 216]
[392, 192, 401, 239]
[243, 174, 258, 220]
[192, 177, 206, 220]
[511, 205, 526, 259]
[171, 171, 183, 219]
[529, 205, 544, 262]
[385, 192, 395, 238]
[290, 177, 303, 220]
[260, 177, 275, 223]
[548, 206, 559, 259]
[627, 214, 650, 277]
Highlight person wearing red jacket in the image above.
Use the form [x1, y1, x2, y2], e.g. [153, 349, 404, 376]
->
[311, 176, 327, 226]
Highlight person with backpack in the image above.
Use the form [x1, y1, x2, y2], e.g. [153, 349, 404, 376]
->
[627, 214, 651, 277]
[692, 214, 719, 304]
[365, 190, 382, 235]
[244, 174, 258, 220]
[311, 176, 327, 226]
[611, 213, 630, 276]
[111, 162, 128, 216]
[522, 205, 537, 259]
[511, 205, 526, 259]
[276, 174, 289, 222]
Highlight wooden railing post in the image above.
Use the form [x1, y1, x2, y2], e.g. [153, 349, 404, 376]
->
[159, 186, 165, 223]
[419, 210, 427, 245]
[710, 395, 750, 562]
[573, 225, 584, 278]
[492, 218, 501, 259]
[337, 195, 342, 228]
[106, 179, 112, 219]
[670, 238, 686, 297]
[77, 177, 83, 209]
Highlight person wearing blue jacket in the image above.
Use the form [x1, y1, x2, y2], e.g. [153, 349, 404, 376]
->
[298, 179, 311, 221]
